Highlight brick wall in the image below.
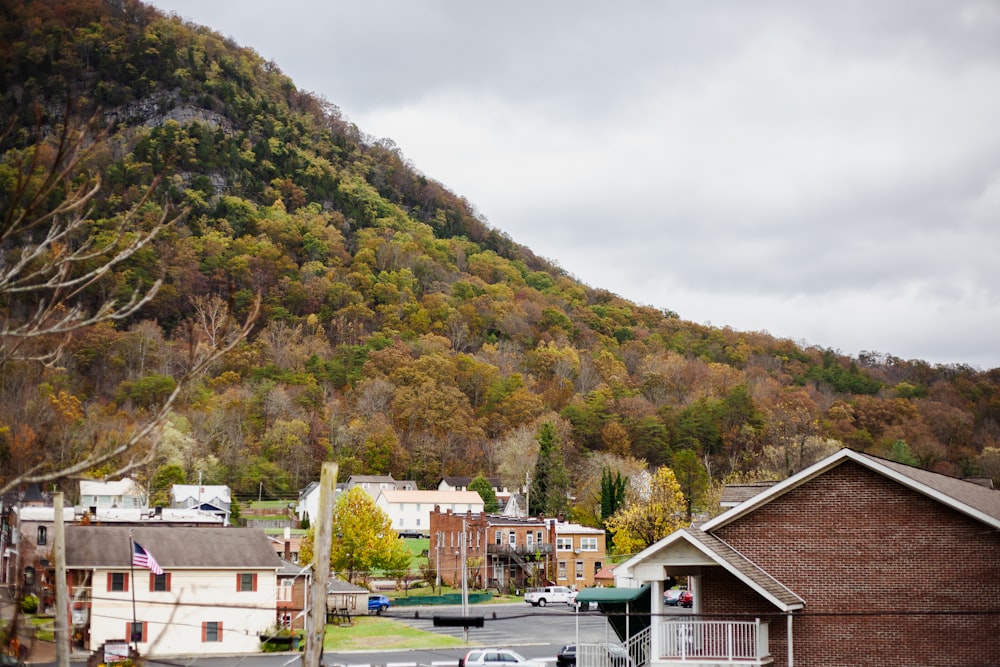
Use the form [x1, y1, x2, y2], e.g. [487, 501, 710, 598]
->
[708, 460, 1000, 667]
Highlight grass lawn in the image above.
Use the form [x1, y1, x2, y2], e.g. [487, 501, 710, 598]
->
[324, 616, 466, 650]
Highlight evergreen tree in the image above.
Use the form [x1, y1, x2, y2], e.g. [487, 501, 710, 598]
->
[599, 468, 627, 543]
[469, 474, 500, 512]
[530, 422, 570, 516]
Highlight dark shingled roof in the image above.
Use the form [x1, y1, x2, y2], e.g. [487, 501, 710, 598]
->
[684, 527, 805, 610]
[65, 526, 283, 569]
[719, 482, 778, 506]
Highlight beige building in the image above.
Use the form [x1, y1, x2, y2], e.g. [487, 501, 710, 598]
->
[553, 522, 607, 589]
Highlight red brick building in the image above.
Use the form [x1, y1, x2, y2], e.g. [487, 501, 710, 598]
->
[614, 449, 1000, 667]
[429, 508, 555, 591]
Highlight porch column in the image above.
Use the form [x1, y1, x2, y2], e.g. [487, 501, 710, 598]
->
[690, 574, 702, 614]
[787, 612, 794, 667]
[650, 578, 663, 660]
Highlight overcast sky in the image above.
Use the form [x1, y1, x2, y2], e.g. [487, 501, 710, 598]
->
[148, 1, 1000, 370]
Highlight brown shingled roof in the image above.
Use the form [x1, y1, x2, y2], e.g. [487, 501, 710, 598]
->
[684, 527, 805, 610]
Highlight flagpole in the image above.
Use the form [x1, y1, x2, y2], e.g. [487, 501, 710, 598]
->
[128, 528, 138, 651]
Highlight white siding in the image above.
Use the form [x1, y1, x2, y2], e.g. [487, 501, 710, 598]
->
[88, 568, 277, 655]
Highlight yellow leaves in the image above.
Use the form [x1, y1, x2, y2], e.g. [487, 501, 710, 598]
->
[48, 390, 84, 425]
[606, 466, 688, 554]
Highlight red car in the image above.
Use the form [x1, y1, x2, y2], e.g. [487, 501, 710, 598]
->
[678, 590, 693, 608]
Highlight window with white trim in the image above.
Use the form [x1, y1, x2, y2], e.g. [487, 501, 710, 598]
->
[580, 537, 598, 551]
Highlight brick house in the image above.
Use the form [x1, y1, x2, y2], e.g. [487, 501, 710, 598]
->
[604, 448, 1000, 667]
[429, 508, 555, 591]
[553, 522, 607, 588]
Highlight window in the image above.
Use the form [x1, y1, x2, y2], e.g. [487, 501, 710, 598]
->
[202, 621, 223, 642]
[576, 561, 584, 580]
[36, 527, 46, 545]
[416, 518, 421, 527]
[536, 530, 543, 543]
[508, 531, 516, 546]
[236, 573, 258, 592]
[580, 537, 598, 551]
[150, 573, 171, 592]
[526, 532, 534, 547]
[556, 537, 572, 551]
[558, 561, 567, 579]
[126, 621, 147, 643]
[108, 572, 128, 592]
[495, 530, 502, 545]
[594, 561, 603, 575]
[277, 579, 293, 602]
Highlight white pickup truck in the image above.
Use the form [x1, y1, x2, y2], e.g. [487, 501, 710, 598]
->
[523, 585, 573, 607]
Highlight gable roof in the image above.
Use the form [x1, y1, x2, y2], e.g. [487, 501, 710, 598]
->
[327, 578, 368, 594]
[347, 475, 395, 484]
[719, 482, 778, 507]
[79, 478, 142, 497]
[170, 484, 231, 503]
[440, 476, 503, 487]
[702, 448, 1000, 532]
[378, 489, 484, 505]
[620, 527, 804, 612]
[65, 526, 282, 569]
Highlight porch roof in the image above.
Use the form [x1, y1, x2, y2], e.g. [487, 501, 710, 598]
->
[627, 527, 804, 612]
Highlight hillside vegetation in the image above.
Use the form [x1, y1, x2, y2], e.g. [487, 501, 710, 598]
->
[2, 0, 999, 518]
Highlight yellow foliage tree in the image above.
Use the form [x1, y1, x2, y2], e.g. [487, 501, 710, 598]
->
[606, 466, 688, 555]
[300, 487, 410, 585]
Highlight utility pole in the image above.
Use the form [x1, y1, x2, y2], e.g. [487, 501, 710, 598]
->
[435, 531, 441, 591]
[460, 518, 468, 643]
[525, 471, 530, 518]
[53, 492, 69, 667]
[304, 462, 338, 667]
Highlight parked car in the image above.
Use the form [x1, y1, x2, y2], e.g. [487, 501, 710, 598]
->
[556, 643, 630, 667]
[556, 644, 577, 667]
[367, 594, 391, 614]
[460, 649, 543, 667]
[678, 590, 693, 608]
[567, 590, 597, 611]
[1, 655, 26, 667]
[524, 585, 573, 607]
[663, 588, 684, 606]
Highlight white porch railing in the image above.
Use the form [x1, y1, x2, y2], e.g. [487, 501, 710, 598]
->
[628, 625, 651, 667]
[659, 619, 769, 662]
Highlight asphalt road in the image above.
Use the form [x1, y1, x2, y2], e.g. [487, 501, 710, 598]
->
[33, 602, 692, 667]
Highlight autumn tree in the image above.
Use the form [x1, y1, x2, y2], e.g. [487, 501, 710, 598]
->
[300, 487, 411, 585]
[605, 466, 687, 555]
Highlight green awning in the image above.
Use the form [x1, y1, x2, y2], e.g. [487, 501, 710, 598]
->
[575, 584, 650, 643]
[575, 584, 649, 603]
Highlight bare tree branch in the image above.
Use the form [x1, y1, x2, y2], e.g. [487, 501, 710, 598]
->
[1, 108, 174, 365]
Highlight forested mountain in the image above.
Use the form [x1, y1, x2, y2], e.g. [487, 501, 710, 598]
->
[2, 0, 999, 518]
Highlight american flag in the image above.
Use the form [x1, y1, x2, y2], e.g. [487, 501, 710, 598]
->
[132, 541, 164, 575]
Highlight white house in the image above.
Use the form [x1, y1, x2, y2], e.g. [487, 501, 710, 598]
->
[66, 526, 282, 656]
[170, 484, 232, 524]
[346, 475, 418, 500]
[375, 490, 484, 537]
[79, 478, 145, 509]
